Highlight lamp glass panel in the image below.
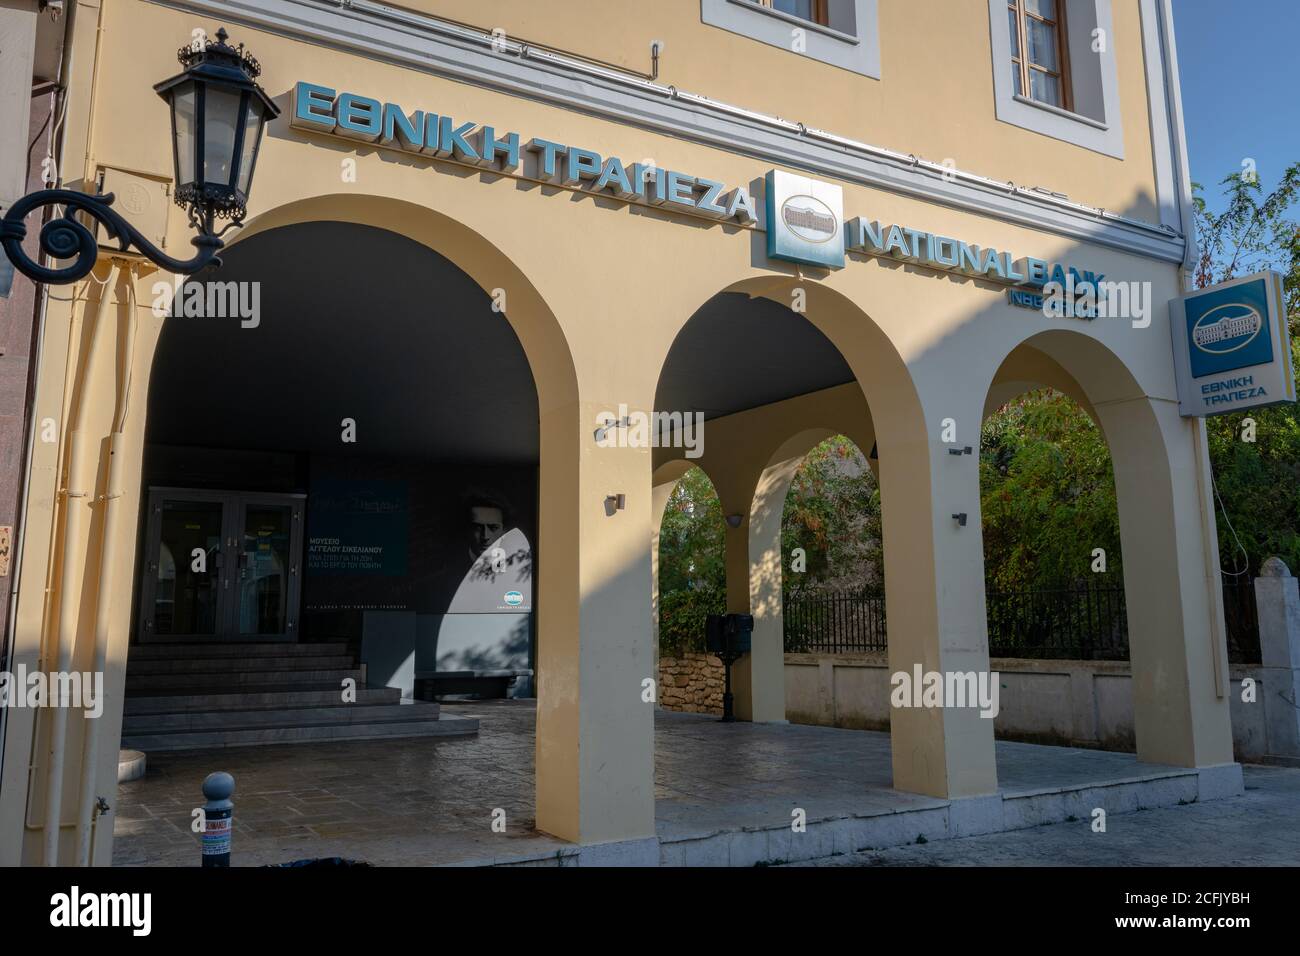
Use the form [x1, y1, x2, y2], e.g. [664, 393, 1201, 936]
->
[171, 83, 197, 188]
[236, 101, 264, 196]
[202, 86, 243, 188]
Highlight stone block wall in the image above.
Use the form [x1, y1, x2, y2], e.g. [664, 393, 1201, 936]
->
[659, 653, 724, 715]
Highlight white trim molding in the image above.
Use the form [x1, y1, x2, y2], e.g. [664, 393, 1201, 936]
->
[147, 0, 1186, 264]
[701, 0, 880, 78]
[988, 0, 1125, 158]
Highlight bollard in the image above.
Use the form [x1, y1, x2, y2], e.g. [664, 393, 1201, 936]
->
[201, 771, 235, 868]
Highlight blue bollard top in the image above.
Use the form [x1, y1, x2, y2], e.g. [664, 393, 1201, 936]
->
[202, 771, 235, 808]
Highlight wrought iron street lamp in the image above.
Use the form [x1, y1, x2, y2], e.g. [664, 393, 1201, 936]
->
[0, 27, 279, 285]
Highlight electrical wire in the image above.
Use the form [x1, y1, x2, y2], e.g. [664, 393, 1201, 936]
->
[1210, 464, 1251, 578]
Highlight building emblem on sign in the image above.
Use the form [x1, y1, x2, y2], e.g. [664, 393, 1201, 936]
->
[1182, 278, 1275, 380]
[765, 170, 845, 269]
[504, 590, 524, 607]
[781, 196, 838, 243]
[1192, 304, 1263, 354]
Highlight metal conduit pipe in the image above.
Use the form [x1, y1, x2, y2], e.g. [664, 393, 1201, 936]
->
[75, 265, 135, 866]
[41, 259, 119, 866]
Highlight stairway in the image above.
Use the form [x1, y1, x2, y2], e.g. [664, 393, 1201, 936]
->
[122, 641, 478, 751]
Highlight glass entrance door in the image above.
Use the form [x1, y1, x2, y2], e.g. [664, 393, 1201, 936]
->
[139, 488, 304, 642]
[233, 499, 298, 638]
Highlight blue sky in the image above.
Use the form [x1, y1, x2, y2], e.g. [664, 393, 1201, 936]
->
[1173, 0, 1299, 210]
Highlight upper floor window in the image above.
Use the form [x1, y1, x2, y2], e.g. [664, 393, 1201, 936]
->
[759, 0, 830, 27]
[701, 0, 881, 79]
[987, 0, 1123, 157]
[1008, 0, 1071, 110]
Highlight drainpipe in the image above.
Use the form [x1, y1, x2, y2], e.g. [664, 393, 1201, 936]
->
[74, 264, 134, 866]
[1159, 0, 1228, 701]
[42, 259, 118, 866]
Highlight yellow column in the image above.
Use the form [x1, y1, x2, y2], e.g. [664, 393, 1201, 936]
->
[533, 401, 657, 850]
[879, 415, 999, 800]
[1101, 398, 1235, 768]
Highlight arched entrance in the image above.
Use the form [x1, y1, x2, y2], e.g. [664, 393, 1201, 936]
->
[650, 276, 992, 800]
[981, 330, 1236, 768]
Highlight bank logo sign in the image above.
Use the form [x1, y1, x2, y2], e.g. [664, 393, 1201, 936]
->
[290, 80, 1108, 297]
[766, 170, 845, 270]
[1169, 271, 1295, 417]
[1190, 301, 1268, 371]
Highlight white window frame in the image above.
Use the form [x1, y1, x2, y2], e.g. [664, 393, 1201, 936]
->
[702, 0, 881, 79]
[988, 0, 1124, 158]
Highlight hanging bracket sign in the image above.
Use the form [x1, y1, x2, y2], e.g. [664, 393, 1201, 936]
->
[1169, 270, 1295, 417]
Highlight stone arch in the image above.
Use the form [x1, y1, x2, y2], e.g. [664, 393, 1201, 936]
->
[127, 193, 606, 846]
[649, 277, 999, 799]
[228, 192, 580, 413]
[980, 328, 1235, 768]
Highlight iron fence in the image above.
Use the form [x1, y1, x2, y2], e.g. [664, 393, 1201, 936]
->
[1221, 577, 1261, 664]
[783, 588, 886, 654]
[984, 582, 1128, 660]
[783, 579, 1264, 663]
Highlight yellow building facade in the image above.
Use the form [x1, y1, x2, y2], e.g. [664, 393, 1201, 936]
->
[0, 0, 1241, 865]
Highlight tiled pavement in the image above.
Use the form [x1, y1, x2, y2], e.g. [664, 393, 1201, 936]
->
[113, 700, 549, 866]
[792, 764, 1300, 866]
[112, 700, 1297, 866]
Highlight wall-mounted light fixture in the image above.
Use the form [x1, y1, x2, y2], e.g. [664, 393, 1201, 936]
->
[725, 513, 743, 529]
[1, 27, 279, 284]
[594, 416, 630, 443]
[952, 512, 968, 527]
[605, 494, 626, 515]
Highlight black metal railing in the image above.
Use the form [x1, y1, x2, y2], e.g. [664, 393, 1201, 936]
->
[1221, 577, 1261, 664]
[783, 580, 1265, 663]
[984, 582, 1129, 660]
[783, 588, 886, 654]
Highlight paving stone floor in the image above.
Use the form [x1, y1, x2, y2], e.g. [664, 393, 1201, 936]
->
[111, 700, 1296, 866]
[113, 700, 548, 866]
[792, 764, 1300, 867]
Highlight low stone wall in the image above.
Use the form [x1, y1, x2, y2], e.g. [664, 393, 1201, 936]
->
[659, 653, 724, 715]
[785, 652, 1284, 761]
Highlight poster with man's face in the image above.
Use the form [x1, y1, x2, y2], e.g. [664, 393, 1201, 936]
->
[452, 494, 532, 613]
[304, 459, 534, 615]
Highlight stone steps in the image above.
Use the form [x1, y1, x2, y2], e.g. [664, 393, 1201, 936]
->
[125, 667, 365, 693]
[121, 712, 478, 752]
[127, 654, 357, 675]
[122, 640, 477, 751]
[125, 686, 401, 715]
[123, 700, 441, 734]
[128, 641, 350, 660]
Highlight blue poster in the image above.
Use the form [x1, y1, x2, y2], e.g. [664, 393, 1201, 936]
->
[306, 479, 409, 576]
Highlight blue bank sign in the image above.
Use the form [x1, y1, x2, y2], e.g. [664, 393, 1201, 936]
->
[291, 82, 758, 223]
[1169, 271, 1295, 417]
[291, 82, 1103, 306]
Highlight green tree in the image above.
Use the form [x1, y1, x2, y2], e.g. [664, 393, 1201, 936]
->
[657, 466, 726, 594]
[780, 436, 882, 594]
[1194, 165, 1300, 574]
[656, 467, 726, 655]
[980, 389, 1121, 590]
